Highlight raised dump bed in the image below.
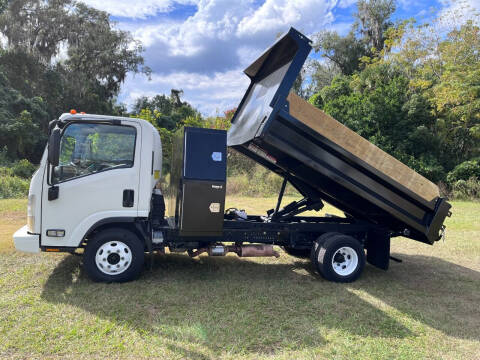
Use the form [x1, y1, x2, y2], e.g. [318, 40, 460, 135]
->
[227, 27, 451, 245]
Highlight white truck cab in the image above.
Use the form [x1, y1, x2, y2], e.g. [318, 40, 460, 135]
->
[14, 113, 162, 259]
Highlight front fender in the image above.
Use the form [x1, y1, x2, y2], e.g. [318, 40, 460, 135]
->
[41, 210, 139, 248]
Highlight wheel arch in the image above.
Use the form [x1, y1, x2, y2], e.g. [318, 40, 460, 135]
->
[81, 217, 148, 248]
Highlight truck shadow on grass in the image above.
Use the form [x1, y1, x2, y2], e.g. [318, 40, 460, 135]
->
[40, 252, 479, 356]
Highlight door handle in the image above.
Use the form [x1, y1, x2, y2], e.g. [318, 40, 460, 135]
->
[48, 185, 59, 201]
[123, 189, 134, 207]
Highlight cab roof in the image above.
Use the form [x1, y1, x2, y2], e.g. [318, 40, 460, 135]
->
[59, 113, 139, 123]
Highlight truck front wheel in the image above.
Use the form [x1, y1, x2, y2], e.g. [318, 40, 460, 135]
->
[84, 228, 145, 282]
[313, 234, 365, 283]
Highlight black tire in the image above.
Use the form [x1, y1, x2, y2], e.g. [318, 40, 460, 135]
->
[313, 234, 365, 283]
[310, 232, 341, 264]
[283, 246, 310, 258]
[84, 228, 145, 283]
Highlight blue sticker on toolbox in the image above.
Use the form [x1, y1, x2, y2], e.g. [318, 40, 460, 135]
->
[211, 152, 222, 161]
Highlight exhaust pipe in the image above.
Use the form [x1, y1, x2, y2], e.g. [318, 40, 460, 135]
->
[239, 244, 279, 258]
[187, 245, 280, 258]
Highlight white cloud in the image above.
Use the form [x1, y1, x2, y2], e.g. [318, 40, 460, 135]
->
[325, 21, 352, 35]
[87, 0, 341, 113]
[80, 0, 198, 19]
[237, 0, 335, 38]
[131, 0, 337, 75]
[119, 70, 250, 115]
[83, 0, 480, 114]
[337, 0, 357, 9]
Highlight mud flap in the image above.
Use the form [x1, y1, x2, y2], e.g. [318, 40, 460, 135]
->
[366, 230, 390, 270]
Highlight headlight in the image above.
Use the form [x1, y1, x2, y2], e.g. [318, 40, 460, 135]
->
[27, 194, 35, 233]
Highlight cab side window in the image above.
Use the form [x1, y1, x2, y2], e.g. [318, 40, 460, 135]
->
[55, 123, 136, 182]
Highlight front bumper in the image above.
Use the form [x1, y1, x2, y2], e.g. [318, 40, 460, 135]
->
[13, 225, 40, 253]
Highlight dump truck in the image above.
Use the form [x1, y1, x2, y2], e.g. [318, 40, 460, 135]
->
[13, 28, 451, 283]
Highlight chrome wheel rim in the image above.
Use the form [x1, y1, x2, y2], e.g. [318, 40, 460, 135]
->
[95, 241, 132, 275]
[331, 246, 358, 276]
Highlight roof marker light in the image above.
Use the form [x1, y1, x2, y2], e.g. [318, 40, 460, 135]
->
[70, 109, 77, 114]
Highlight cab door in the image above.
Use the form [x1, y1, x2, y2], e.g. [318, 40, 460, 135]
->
[41, 120, 142, 248]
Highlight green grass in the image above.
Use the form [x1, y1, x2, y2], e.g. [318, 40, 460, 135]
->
[0, 197, 479, 359]
[0, 198, 27, 214]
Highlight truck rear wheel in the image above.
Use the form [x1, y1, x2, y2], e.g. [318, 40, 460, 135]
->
[313, 234, 365, 282]
[310, 232, 341, 264]
[84, 228, 145, 283]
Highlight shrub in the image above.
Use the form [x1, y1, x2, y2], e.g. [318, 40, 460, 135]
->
[0, 175, 30, 198]
[226, 165, 299, 197]
[437, 181, 451, 198]
[447, 160, 480, 184]
[451, 177, 480, 200]
[226, 173, 250, 195]
[308, 93, 324, 109]
[11, 159, 37, 179]
[227, 149, 257, 176]
[0, 146, 9, 166]
[0, 167, 13, 177]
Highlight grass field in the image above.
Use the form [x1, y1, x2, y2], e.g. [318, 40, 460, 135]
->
[0, 197, 479, 359]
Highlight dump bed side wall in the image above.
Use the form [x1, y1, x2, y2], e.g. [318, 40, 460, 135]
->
[287, 93, 440, 204]
[259, 111, 439, 243]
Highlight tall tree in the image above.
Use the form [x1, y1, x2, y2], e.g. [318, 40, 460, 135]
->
[292, 66, 311, 99]
[313, 31, 367, 76]
[0, 69, 49, 162]
[0, 0, 148, 108]
[0, 0, 148, 163]
[65, 3, 148, 98]
[311, 0, 396, 85]
[0, 0, 73, 64]
[309, 60, 340, 93]
[132, 90, 200, 131]
[423, 21, 480, 163]
[318, 63, 445, 181]
[355, 0, 396, 52]
[385, 11, 480, 168]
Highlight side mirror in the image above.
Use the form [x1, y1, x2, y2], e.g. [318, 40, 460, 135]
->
[48, 128, 61, 167]
[48, 119, 57, 135]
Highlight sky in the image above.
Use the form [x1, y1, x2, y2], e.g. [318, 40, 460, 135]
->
[79, 0, 480, 115]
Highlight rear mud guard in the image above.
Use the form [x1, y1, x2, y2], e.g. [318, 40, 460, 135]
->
[366, 230, 390, 270]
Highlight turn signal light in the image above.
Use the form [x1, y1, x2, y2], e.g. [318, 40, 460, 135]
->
[46, 229, 65, 237]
